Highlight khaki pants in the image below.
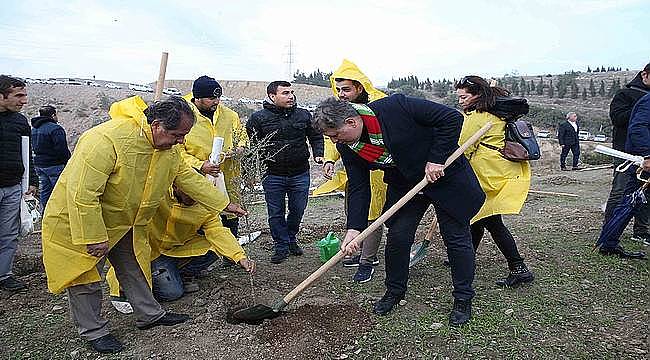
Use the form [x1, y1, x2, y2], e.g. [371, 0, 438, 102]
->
[66, 230, 164, 340]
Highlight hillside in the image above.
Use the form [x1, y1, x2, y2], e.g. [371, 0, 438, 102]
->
[20, 69, 639, 148]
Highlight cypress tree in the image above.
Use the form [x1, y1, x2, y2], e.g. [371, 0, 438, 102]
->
[549, 80, 554, 97]
[598, 80, 605, 96]
[581, 88, 587, 100]
[589, 78, 596, 97]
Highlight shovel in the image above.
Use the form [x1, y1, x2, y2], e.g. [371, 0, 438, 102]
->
[229, 122, 493, 324]
[408, 216, 437, 268]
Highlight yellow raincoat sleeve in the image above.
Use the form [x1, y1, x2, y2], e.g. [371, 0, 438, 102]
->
[180, 146, 204, 170]
[173, 154, 230, 213]
[232, 115, 249, 149]
[66, 133, 117, 245]
[323, 137, 340, 163]
[202, 216, 246, 262]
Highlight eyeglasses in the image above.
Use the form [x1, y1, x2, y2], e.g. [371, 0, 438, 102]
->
[457, 76, 476, 87]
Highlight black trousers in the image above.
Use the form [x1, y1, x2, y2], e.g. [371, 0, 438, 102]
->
[383, 186, 475, 301]
[560, 143, 580, 168]
[471, 214, 524, 269]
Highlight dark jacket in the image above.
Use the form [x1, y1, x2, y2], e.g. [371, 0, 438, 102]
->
[31, 116, 71, 167]
[625, 93, 650, 156]
[338, 94, 485, 230]
[558, 120, 579, 146]
[246, 100, 324, 176]
[0, 111, 37, 188]
[610, 73, 650, 151]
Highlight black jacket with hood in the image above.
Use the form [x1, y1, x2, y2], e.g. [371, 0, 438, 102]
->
[246, 100, 324, 176]
[30, 115, 71, 167]
[610, 73, 650, 151]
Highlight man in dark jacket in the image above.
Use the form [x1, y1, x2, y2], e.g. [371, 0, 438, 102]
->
[312, 96, 485, 326]
[31, 105, 71, 210]
[597, 93, 650, 259]
[0, 75, 38, 291]
[604, 63, 650, 245]
[246, 81, 324, 264]
[558, 112, 581, 170]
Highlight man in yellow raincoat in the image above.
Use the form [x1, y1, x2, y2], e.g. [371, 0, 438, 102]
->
[41, 96, 245, 354]
[107, 186, 254, 304]
[181, 76, 248, 238]
[313, 59, 387, 283]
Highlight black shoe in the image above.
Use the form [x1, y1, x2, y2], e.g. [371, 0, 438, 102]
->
[572, 166, 583, 171]
[599, 245, 646, 259]
[0, 276, 26, 291]
[137, 312, 190, 330]
[89, 334, 123, 353]
[496, 263, 535, 287]
[342, 255, 361, 267]
[288, 243, 304, 256]
[449, 299, 472, 326]
[270, 250, 289, 264]
[373, 292, 404, 316]
[353, 264, 375, 283]
[561, 167, 569, 171]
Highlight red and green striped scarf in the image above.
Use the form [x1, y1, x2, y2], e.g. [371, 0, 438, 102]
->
[348, 103, 393, 165]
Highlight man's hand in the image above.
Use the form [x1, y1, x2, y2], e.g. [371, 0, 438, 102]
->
[25, 185, 37, 196]
[642, 158, 650, 173]
[86, 241, 109, 258]
[322, 162, 335, 180]
[424, 162, 445, 183]
[201, 160, 221, 176]
[341, 229, 361, 256]
[225, 203, 248, 217]
[314, 156, 324, 164]
[239, 258, 256, 273]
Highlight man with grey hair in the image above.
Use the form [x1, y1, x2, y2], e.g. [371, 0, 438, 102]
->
[312, 95, 485, 326]
[42, 95, 246, 353]
[558, 111, 581, 170]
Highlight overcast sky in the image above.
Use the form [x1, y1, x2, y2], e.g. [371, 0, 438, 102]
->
[1, 0, 646, 86]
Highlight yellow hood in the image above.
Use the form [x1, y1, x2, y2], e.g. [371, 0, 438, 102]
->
[108, 95, 153, 142]
[330, 59, 386, 102]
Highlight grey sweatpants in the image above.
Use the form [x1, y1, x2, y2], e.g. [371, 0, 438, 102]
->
[0, 184, 22, 281]
[66, 230, 165, 340]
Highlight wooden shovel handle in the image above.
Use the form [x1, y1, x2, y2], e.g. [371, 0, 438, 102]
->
[424, 216, 438, 241]
[281, 121, 493, 306]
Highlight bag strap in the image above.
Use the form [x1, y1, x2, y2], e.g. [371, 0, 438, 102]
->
[479, 142, 501, 151]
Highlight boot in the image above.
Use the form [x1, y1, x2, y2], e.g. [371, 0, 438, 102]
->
[449, 299, 472, 326]
[496, 263, 535, 287]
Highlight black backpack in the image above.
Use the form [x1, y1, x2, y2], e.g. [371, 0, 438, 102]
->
[485, 97, 541, 161]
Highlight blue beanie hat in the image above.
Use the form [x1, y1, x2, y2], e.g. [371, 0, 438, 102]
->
[192, 75, 222, 98]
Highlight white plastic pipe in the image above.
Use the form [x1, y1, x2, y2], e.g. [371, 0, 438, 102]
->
[21, 136, 29, 194]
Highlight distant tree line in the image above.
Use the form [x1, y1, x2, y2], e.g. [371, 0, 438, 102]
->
[387, 75, 455, 97]
[587, 66, 628, 72]
[293, 69, 332, 87]
[499, 73, 625, 99]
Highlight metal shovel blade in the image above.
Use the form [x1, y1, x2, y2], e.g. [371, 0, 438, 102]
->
[409, 240, 430, 268]
[226, 304, 283, 325]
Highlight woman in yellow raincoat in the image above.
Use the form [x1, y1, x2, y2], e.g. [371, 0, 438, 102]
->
[456, 75, 534, 288]
[312, 59, 387, 283]
[41, 96, 243, 351]
[181, 76, 248, 236]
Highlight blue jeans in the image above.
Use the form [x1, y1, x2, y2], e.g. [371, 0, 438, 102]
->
[150, 251, 218, 301]
[35, 164, 65, 211]
[262, 171, 310, 252]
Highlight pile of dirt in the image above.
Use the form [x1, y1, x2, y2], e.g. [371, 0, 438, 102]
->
[256, 304, 374, 358]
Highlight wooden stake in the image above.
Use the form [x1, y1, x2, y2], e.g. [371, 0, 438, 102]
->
[154, 52, 169, 101]
[529, 190, 579, 198]
[578, 164, 613, 172]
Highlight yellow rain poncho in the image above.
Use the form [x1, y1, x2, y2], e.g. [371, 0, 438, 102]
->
[107, 190, 246, 297]
[313, 59, 387, 220]
[41, 96, 229, 294]
[181, 94, 248, 212]
[458, 111, 531, 223]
